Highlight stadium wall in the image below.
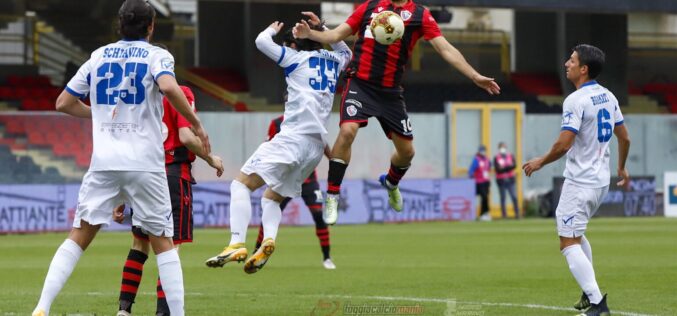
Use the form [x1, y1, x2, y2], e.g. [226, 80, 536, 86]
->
[191, 112, 676, 191]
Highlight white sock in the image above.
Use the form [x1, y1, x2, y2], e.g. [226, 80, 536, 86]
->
[157, 249, 184, 316]
[261, 197, 282, 240]
[35, 239, 83, 313]
[580, 235, 593, 263]
[562, 245, 603, 304]
[229, 180, 252, 245]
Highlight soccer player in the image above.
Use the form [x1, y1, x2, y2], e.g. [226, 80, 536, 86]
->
[116, 85, 224, 316]
[254, 115, 335, 270]
[31, 1, 210, 315]
[204, 19, 351, 273]
[293, 1, 501, 225]
[523, 44, 630, 316]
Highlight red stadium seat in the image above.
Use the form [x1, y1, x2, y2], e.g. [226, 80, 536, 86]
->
[0, 87, 11, 99]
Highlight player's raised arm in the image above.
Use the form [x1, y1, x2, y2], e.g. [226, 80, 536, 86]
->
[157, 75, 211, 155]
[255, 21, 288, 63]
[429, 37, 500, 95]
[613, 124, 631, 187]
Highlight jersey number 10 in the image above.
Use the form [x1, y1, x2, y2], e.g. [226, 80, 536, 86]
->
[96, 62, 148, 105]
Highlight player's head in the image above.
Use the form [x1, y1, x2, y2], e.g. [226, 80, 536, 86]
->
[283, 24, 324, 51]
[566, 44, 605, 82]
[118, 0, 156, 41]
[497, 142, 507, 153]
[478, 144, 486, 155]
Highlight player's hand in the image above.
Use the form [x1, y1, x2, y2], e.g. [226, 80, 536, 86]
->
[209, 154, 224, 177]
[301, 11, 322, 27]
[522, 157, 543, 177]
[113, 205, 125, 224]
[192, 123, 211, 155]
[473, 74, 501, 95]
[269, 21, 284, 34]
[293, 19, 311, 39]
[617, 168, 630, 189]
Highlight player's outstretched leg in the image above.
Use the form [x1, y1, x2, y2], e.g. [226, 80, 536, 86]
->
[379, 134, 414, 212]
[325, 123, 359, 225]
[33, 221, 99, 316]
[244, 191, 283, 274]
[205, 179, 253, 267]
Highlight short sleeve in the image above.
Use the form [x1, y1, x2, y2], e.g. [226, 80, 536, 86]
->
[422, 9, 442, 41]
[65, 60, 92, 99]
[561, 97, 583, 134]
[151, 49, 175, 81]
[613, 105, 624, 126]
[345, 2, 369, 35]
[175, 86, 196, 129]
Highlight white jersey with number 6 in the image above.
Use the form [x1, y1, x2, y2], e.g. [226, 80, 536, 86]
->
[66, 39, 176, 172]
[560, 80, 624, 188]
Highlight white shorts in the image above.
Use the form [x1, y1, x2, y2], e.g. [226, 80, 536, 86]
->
[241, 132, 324, 198]
[555, 180, 608, 238]
[74, 171, 173, 237]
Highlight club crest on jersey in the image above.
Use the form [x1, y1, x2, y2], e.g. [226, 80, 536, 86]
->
[346, 105, 358, 117]
[400, 10, 412, 21]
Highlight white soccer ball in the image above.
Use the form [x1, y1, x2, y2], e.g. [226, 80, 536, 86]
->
[370, 11, 405, 45]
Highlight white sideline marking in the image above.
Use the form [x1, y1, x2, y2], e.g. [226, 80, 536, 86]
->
[84, 291, 655, 316]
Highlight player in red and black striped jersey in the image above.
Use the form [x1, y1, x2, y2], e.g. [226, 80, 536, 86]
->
[116, 86, 224, 316]
[293, 4, 500, 224]
[254, 115, 335, 269]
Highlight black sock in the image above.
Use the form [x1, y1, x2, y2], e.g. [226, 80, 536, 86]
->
[385, 163, 410, 187]
[119, 249, 148, 313]
[156, 277, 170, 315]
[327, 159, 348, 195]
[311, 211, 330, 260]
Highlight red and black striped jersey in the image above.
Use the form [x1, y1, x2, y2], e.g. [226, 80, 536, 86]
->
[345, 0, 442, 88]
[267, 115, 317, 183]
[164, 85, 197, 182]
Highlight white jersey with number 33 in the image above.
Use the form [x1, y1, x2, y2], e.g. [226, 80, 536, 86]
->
[560, 80, 624, 188]
[66, 40, 175, 172]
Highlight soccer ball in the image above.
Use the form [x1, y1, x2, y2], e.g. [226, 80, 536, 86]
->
[370, 11, 405, 45]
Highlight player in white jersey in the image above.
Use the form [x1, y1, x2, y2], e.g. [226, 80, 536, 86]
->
[523, 44, 630, 316]
[32, 1, 210, 315]
[205, 17, 351, 274]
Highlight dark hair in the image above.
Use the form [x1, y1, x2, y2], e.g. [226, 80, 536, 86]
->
[282, 23, 324, 52]
[572, 44, 605, 79]
[118, 0, 156, 40]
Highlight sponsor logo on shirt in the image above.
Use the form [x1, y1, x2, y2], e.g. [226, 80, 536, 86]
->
[562, 111, 574, 125]
[345, 99, 362, 108]
[161, 58, 174, 70]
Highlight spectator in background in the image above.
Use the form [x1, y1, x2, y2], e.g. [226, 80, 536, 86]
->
[494, 142, 520, 219]
[469, 145, 491, 221]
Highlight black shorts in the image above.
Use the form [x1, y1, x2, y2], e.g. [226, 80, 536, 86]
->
[280, 178, 323, 212]
[340, 77, 413, 139]
[132, 176, 193, 244]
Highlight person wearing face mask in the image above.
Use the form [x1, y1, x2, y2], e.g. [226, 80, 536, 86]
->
[494, 142, 519, 219]
[468, 145, 491, 221]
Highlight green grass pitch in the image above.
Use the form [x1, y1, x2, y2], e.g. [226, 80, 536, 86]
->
[1, 218, 675, 315]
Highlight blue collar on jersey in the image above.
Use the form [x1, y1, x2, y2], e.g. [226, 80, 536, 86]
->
[581, 80, 598, 88]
